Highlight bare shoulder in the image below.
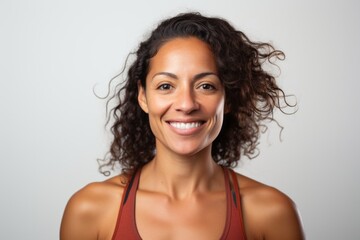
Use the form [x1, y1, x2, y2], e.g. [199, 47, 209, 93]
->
[60, 175, 128, 240]
[235, 173, 305, 240]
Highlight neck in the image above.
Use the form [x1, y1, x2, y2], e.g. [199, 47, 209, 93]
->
[140, 145, 224, 200]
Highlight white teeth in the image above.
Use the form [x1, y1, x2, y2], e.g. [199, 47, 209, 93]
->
[170, 122, 202, 130]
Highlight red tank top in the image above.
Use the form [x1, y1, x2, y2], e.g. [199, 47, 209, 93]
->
[112, 167, 247, 240]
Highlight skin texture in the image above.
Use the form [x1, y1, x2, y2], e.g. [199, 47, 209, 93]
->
[60, 38, 305, 240]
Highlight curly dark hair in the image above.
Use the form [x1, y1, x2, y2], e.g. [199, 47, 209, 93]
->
[99, 12, 293, 176]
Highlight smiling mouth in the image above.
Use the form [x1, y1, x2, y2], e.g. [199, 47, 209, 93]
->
[168, 121, 204, 130]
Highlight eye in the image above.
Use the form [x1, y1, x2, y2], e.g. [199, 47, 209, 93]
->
[199, 83, 215, 90]
[158, 83, 172, 90]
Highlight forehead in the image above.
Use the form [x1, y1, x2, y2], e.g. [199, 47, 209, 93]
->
[148, 37, 217, 74]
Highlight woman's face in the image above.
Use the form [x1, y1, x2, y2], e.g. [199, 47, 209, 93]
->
[138, 37, 225, 157]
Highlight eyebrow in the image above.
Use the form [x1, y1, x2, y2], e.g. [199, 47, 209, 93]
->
[151, 72, 218, 81]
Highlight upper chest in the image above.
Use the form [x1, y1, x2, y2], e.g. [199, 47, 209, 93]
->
[135, 191, 228, 240]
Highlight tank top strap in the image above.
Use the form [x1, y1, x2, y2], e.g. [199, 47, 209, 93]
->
[112, 168, 142, 240]
[220, 166, 232, 239]
[226, 168, 247, 240]
[229, 168, 242, 215]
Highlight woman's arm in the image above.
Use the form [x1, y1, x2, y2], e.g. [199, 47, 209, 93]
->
[261, 190, 305, 240]
[239, 175, 305, 240]
[60, 178, 125, 240]
[60, 183, 103, 240]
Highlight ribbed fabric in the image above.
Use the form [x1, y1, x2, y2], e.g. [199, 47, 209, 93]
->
[111, 167, 246, 240]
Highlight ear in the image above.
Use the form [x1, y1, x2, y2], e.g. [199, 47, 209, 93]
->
[137, 81, 149, 113]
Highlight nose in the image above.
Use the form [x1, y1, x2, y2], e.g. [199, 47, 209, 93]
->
[174, 87, 199, 114]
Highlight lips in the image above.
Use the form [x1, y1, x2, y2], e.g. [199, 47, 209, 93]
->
[168, 121, 203, 130]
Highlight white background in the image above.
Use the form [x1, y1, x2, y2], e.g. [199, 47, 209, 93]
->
[1, 0, 359, 239]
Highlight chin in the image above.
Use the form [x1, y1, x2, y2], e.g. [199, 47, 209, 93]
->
[169, 143, 210, 157]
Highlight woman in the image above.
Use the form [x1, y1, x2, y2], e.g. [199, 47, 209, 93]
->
[61, 12, 304, 240]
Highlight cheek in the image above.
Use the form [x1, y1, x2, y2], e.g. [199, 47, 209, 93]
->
[146, 96, 170, 114]
[213, 96, 225, 116]
[202, 96, 225, 128]
[214, 97, 226, 128]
